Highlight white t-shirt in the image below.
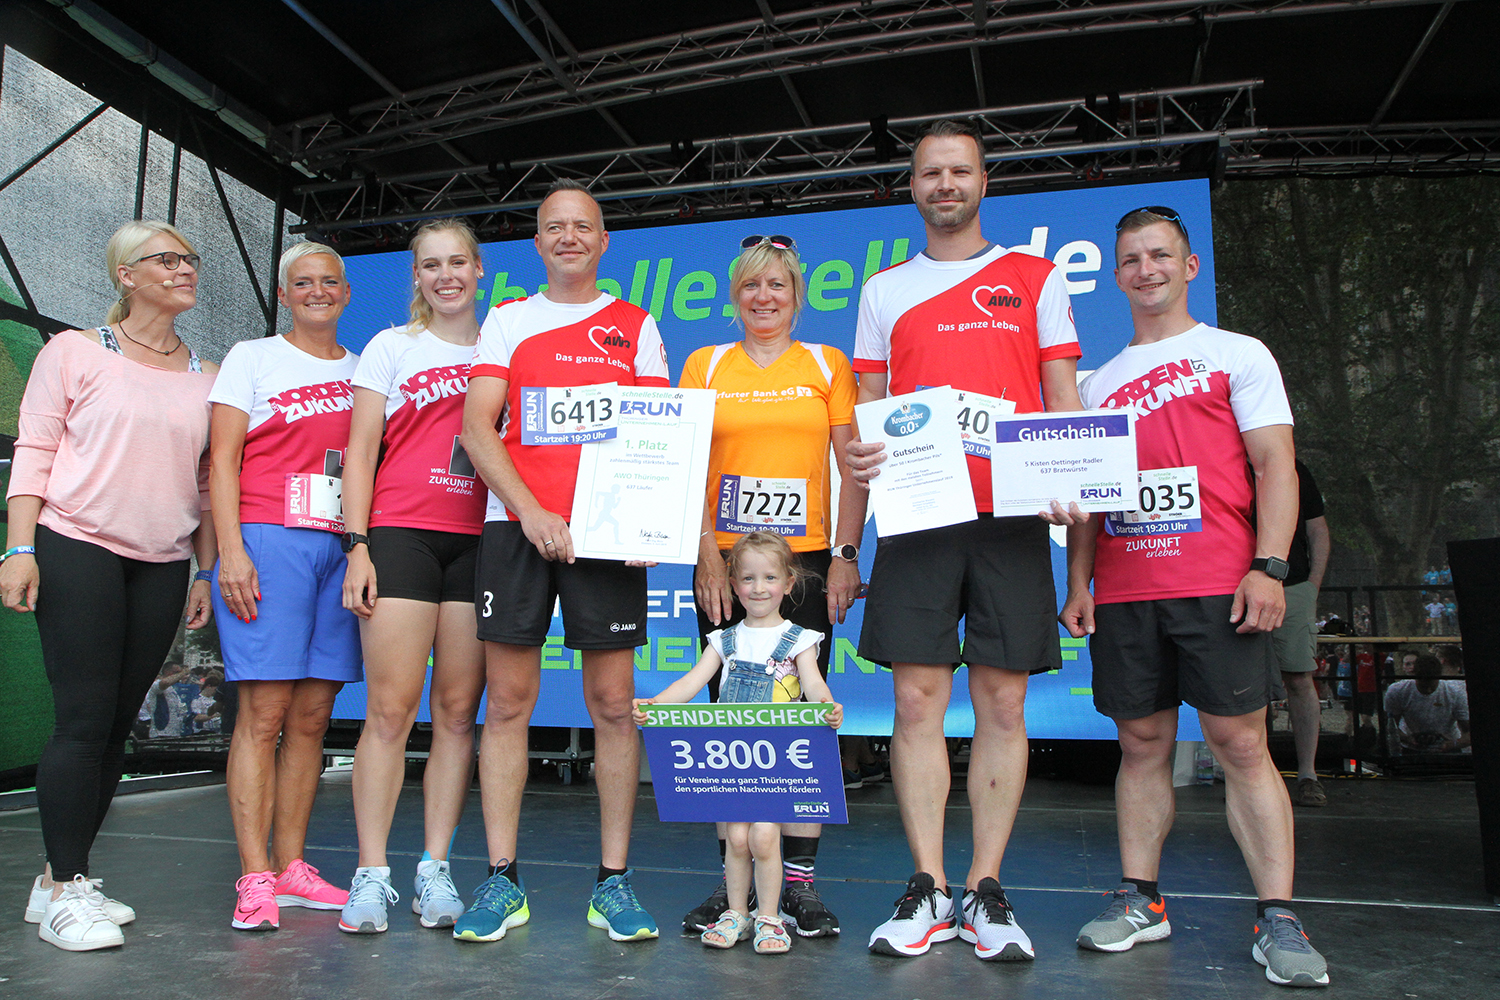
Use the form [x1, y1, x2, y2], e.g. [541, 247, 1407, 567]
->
[1078, 323, 1293, 604]
[707, 621, 823, 703]
[352, 326, 484, 533]
[851, 246, 1081, 511]
[472, 293, 670, 521]
[1384, 679, 1468, 743]
[209, 335, 359, 526]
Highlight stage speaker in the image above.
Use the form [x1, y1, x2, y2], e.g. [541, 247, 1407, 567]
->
[1447, 538, 1500, 899]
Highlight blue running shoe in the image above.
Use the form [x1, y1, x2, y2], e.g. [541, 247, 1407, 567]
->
[587, 871, 658, 941]
[339, 868, 398, 934]
[453, 873, 529, 943]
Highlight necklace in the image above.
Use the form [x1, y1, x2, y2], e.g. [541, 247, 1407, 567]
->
[116, 319, 182, 357]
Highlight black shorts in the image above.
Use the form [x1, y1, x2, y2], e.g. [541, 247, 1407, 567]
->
[368, 526, 480, 603]
[858, 514, 1061, 674]
[1090, 595, 1279, 720]
[474, 520, 647, 649]
[696, 548, 834, 700]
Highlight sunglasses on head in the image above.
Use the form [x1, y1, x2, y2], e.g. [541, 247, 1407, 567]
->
[740, 234, 797, 250]
[1115, 206, 1188, 241]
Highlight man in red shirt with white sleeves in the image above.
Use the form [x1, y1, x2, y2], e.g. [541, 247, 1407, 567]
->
[460, 179, 669, 945]
[845, 118, 1087, 962]
[1060, 207, 1329, 987]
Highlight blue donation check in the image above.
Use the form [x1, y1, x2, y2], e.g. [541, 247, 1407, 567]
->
[640, 703, 847, 824]
[989, 409, 1139, 515]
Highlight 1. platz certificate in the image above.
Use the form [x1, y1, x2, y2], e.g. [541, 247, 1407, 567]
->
[853, 386, 978, 536]
[569, 385, 716, 563]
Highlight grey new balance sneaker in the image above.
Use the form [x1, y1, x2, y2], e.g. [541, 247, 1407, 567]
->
[1253, 907, 1330, 987]
[1077, 883, 1171, 952]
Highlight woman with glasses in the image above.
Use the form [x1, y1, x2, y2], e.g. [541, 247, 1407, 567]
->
[336, 220, 488, 934]
[676, 234, 866, 939]
[209, 241, 361, 933]
[2, 221, 217, 951]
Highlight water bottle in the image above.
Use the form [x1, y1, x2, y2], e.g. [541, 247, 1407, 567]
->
[1194, 743, 1215, 785]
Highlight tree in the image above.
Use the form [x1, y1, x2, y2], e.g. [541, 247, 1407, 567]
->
[1214, 177, 1500, 600]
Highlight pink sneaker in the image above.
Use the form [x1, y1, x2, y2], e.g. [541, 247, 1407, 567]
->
[274, 859, 348, 910]
[232, 872, 279, 931]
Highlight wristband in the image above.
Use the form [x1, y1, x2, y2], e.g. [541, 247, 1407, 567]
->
[1, 545, 37, 564]
[194, 569, 214, 582]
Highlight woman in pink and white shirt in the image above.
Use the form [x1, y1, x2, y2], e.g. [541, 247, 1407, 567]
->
[336, 220, 488, 933]
[209, 242, 360, 932]
[2, 220, 217, 952]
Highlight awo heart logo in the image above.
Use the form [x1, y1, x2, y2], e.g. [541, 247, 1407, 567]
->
[971, 284, 1022, 317]
[588, 325, 632, 353]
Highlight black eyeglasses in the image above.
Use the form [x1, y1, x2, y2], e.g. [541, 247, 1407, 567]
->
[740, 234, 797, 250]
[128, 251, 201, 271]
[1115, 206, 1188, 241]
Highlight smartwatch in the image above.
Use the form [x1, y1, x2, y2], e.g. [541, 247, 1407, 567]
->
[341, 532, 369, 554]
[1250, 556, 1290, 581]
[831, 543, 859, 562]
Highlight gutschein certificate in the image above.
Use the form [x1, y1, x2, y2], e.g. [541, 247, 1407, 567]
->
[989, 409, 1138, 515]
[569, 386, 715, 563]
[854, 387, 977, 536]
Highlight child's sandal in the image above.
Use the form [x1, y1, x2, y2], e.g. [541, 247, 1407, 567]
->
[701, 909, 752, 949]
[753, 914, 792, 954]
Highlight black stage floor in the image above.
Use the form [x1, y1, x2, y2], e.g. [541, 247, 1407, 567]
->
[2, 769, 1496, 999]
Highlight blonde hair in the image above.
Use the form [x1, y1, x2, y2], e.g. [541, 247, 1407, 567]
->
[408, 219, 482, 333]
[277, 241, 344, 292]
[726, 531, 799, 583]
[105, 220, 197, 325]
[730, 240, 806, 331]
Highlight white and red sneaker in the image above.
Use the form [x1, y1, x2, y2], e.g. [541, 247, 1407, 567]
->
[867, 872, 959, 957]
[959, 878, 1035, 961]
[274, 858, 348, 910]
[232, 871, 279, 931]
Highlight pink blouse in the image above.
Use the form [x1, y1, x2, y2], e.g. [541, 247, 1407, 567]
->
[8, 330, 215, 562]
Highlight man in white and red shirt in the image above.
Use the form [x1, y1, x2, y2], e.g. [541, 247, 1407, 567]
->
[1060, 208, 1328, 987]
[459, 180, 669, 944]
[845, 119, 1086, 962]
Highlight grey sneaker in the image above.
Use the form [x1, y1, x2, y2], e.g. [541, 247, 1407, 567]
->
[1077, 884, 1171, 952]
[1253, 907, 1330, 987]
[413, 858, 465, 928]
[338, 868, 398, 934]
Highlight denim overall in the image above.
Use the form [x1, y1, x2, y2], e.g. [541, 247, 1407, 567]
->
[717, 623, 805, 703]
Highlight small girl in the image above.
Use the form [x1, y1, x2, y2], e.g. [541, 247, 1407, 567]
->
[633, 531, 842, 955]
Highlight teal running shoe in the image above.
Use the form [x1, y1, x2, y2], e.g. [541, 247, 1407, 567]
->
[453, 873, 529, 943]
[587, 871, 658, 941]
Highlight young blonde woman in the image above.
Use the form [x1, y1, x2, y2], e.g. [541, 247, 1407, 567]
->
[337, 220, 488, 933]
[3, 220, 217, 951]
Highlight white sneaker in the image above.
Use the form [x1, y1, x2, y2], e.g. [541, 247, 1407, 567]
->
[958, 878, 1034, 960]
[26, 875, 136, 925]
[867, 872, 959, 957]
[38, 876, 125, 952]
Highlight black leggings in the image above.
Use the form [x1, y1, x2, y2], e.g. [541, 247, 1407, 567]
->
[33, 525, 189, 880]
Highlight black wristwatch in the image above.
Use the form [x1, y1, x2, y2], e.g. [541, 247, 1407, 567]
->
[341, 532, 369, 554]
[1250, 556, 1290, 581]
[831, 543, 859, 562]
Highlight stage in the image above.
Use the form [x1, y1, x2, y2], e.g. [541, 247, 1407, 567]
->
[1, 769, 1494, 999]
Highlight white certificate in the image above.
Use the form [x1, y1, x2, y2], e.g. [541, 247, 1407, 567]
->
[854, 387, 977, 537]
[989, 408, 1139, 515]
[569, 386, 715, 563]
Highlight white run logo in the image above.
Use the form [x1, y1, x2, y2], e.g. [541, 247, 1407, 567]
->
[971, 283, 1020, 317]
[1124, 910, 1150, 929]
